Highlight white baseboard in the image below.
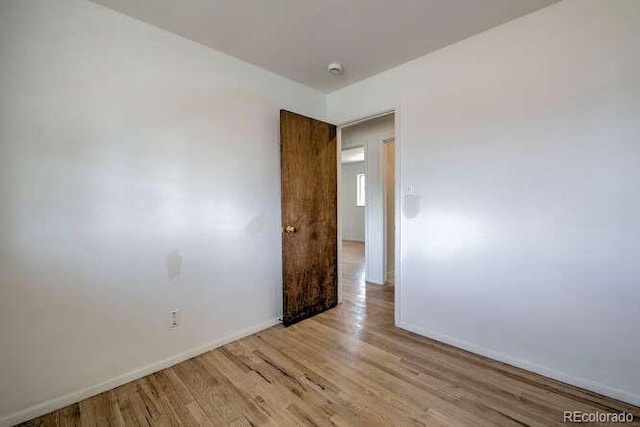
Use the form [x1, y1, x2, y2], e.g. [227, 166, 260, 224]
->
[397, 321, 640, 407]
[0, 318, 281, 427]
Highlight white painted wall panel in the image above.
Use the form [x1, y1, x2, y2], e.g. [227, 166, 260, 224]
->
[0, 0, 325, 423]
[328, 0, 640, 405]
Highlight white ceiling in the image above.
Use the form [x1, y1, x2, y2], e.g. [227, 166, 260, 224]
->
[92, 0, 559, 93]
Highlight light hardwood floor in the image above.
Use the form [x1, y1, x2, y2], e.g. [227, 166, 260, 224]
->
[22, 241, 640, 426]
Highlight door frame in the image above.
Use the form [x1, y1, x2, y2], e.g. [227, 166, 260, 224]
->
[336, 106, 403, 326]
[381, 136, 396, 285]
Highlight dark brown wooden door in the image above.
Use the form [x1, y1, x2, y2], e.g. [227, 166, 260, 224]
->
[280, 110, 337, 326]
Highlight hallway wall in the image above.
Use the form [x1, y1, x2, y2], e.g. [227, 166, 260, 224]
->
[341, 115, 394, 284]
[341, 161, 365, 242]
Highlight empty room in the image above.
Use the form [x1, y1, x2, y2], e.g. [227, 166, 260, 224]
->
[1, 0, 639, 426]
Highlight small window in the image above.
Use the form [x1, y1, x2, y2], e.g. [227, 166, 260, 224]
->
[356, 173, 366, 206]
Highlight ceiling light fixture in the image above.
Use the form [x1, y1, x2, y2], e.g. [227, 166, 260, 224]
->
[327, 62, 344, 76]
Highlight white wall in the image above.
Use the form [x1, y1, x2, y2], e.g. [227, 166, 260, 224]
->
[328, 0, 640, 405]
[0, 0, 325, 424]
[340, 161, 365, 242]
[341, 116, 394, 284]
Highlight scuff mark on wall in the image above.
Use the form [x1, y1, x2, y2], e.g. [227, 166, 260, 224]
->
[165, 249, 182, 280]
[245, 213, 267, 237]
[403, 195, 420, 219]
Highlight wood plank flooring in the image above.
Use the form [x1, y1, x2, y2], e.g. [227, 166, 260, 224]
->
[22, 241, 640, 426]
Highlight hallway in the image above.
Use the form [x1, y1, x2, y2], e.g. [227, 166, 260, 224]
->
[340, 240, 394, 338]
[22, 242, 639, 426]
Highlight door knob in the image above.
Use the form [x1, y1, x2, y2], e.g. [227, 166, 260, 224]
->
[283, 225, 297, 234]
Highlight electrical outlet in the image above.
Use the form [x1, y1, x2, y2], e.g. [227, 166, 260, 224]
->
[169, 309, 180, 329]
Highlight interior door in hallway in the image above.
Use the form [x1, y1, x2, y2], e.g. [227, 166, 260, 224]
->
[280, 110, 337, 326]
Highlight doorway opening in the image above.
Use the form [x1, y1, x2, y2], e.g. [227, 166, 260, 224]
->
[338, 112, 396, 322]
